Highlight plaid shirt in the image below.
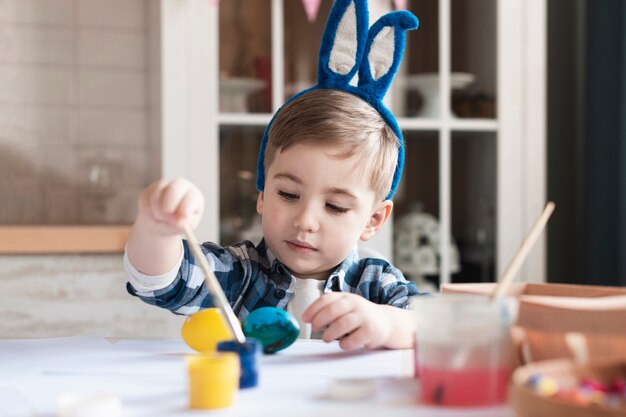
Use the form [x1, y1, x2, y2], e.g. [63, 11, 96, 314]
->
[127, 239, 423, 322]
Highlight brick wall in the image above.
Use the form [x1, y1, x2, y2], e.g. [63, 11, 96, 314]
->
[0, 1, 180, 338]
[0, 0, 154, 225]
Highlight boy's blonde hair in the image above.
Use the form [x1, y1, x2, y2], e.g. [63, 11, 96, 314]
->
[264, 89, 399, 202]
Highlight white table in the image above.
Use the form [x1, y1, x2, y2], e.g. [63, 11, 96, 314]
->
[0, 336, 512, 416]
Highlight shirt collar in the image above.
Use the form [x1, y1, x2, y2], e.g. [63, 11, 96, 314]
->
[324, 246, 359, 292]
[256, 239, 291, 278]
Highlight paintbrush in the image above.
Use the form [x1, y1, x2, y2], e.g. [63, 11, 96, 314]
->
[491, 201, 556, 300]
[182, 223, 246, 344]
[450, 201, 556, 369]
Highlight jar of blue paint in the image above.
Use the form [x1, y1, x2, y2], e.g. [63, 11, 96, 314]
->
[217, 339, 262, 389]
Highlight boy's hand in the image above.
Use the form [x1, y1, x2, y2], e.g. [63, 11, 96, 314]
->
[137, 178, 205, 236]
[302, 292, 392, 351]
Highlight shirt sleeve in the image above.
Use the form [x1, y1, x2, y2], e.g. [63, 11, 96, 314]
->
[378, 264, 426, 308]
[381, 272, 425, 309]
[125, 240, 251, 316]
[124, 245, 183, 292]
[353, 260, 428, 308]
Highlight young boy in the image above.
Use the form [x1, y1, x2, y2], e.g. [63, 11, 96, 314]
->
[125, 0, 423, 351]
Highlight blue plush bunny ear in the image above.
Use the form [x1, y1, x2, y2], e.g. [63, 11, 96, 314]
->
[317, 0, 369, 89]
[354, 11, 418, 200]
[256, 1, 419, 200]
[358, 11, 419, 100]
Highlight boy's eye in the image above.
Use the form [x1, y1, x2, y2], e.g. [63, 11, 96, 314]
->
[326, 203, 348, 214]
[278, 191, 299, 200]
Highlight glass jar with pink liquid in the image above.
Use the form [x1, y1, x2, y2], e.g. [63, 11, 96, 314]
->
[412, 294, 519, 407]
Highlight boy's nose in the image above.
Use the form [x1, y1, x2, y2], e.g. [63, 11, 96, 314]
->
[293, 205, 319, 233]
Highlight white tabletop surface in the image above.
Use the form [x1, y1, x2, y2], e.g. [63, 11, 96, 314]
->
[0, 336, 513, 417]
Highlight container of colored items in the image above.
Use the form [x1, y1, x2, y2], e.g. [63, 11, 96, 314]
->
[511, 356, 626, 417]
[186, 352, 240, 410]
[442, 282, 626, 365]
[218, 339, 262, 389]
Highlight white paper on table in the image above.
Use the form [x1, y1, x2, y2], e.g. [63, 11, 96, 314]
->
[0, 338, 513, 417]
[0, 386, 35, 417]
[109, 338, 192, 353]
[0, 336, 114, 379]
[261, 339, 414, 380]
[41, 348, 188, 378]
[9, 372, 188, 417]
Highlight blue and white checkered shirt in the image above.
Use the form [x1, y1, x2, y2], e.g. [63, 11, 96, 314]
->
[126, 239, 423, 322]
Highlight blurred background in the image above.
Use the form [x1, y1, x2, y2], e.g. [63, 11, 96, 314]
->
[0, 0, 623, 338]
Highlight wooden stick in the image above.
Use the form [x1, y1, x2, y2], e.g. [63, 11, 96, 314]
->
[491, 201, 556, 300]
[182, 224, 246, 343]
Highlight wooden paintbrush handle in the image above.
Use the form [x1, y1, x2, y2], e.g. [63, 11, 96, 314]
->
[182, 224, 246, 343]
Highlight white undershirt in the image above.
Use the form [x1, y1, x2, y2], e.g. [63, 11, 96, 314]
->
[287, 277, 325, 340]
[123, 246, 182, 292]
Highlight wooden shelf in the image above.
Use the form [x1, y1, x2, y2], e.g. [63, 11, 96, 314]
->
[216, 113, 498, 132]
[217, 113, 272, 126]
[396, 117, 498, 132]
[0, 226, 131, 254]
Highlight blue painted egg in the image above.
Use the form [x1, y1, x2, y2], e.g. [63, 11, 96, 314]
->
[242, 307, 300, 354]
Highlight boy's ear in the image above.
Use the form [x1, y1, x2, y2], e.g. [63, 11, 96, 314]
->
[360, 200, 393, 241]
[256, 192, 264, 215]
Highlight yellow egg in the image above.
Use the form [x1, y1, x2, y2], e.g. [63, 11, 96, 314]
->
[181, 308, 234, 353]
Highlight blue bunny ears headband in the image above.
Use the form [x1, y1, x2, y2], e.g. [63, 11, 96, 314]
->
[256, 0, 419, 200]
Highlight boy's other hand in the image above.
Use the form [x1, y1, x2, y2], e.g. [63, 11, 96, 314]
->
[137, 178, 205, 236]
[302, 292, 392, 351]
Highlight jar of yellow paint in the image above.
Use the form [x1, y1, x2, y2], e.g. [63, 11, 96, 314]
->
[186, 352, 240, 410]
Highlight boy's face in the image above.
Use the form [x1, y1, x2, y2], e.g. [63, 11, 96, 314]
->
[257, 143, 392, 280]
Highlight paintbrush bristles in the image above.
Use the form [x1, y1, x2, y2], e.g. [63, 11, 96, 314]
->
[182, 223, 246, 343]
